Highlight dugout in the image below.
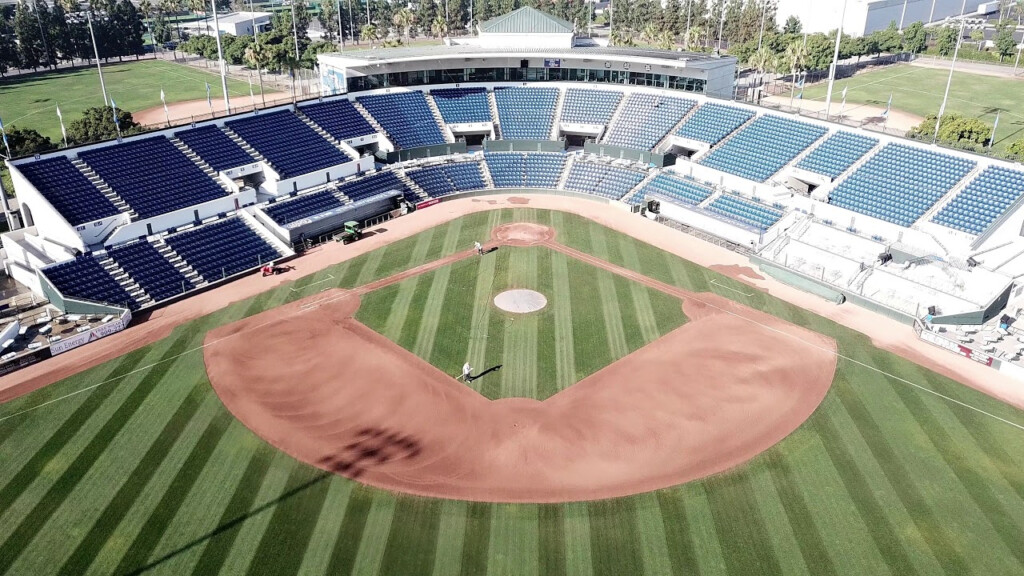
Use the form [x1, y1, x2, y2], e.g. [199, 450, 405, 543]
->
[256, 190, 406, 246]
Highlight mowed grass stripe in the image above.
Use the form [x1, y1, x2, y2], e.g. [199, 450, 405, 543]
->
[349, 492, 399, 576]
[744, 465, 811, 575]
[295, 479, 355, 576]
[431, 500, 469, 576]
[632, 493, 675, 576]
[562, 502, 594, 576]
[539, 505, 568, 576]
[533, 248, 558, 400]
[549, 250, 577, 393]
[654, 488, 703, 575]
[379, 497, 443, 576]
[588, 498, 644, 576]
[459, 502, 493, 576]
[586, 227, 629, 359]
[616, 237, 662, 344]
[324, 485, 375, 575]
[704, 470, 784, 576]
[487, 504, 540, 576]
[501, 247, 540, 399]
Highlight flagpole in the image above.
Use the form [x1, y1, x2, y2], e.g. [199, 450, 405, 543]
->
[933, 1, 968, 145]
[0, 118, 12, 159]
[838, 86, 847, 121]
[111, 99, 123, 141]
[210, 0, 231, 114]
[990, 111, 1000, 149]
[161, 88, 171, 127]
[56, 106, 68, 148]
[823, 0, 848, 120]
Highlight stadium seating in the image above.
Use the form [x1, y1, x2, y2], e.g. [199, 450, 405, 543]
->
[16, 157, 119, 225]
[174, 125, 255, 172]
[80, 136, 227, 219]
[357, 92, 446, 148]
[830, 143, 976, 227]
[431, 88, 492, 124]
[164, 218, 282, 282]
[707, 195, 783, 230]
[408, 162, 487, 197]
[41, 257, 136, 308]
[630, 173, 713, 206]
[563, 162, 646, 200]
[932, 166, 1024, 235]
[106, 240, 193, 303]
[337, 171, 408, 202]
[700, 115, 826, 182]
[796, 131, 877, 179]
[494, 86, 559, 140]
[605, 94, 695, 150]
[484, 152, 566, 188]
[226, 110, 352, 179]
[674, 103, 754, 144]
[264, 190, 345, 226]
[299, 99, 376, 141]
[560, 88, 622, 124]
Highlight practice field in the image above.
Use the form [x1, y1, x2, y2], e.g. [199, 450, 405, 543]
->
[0, 209, 1023, 575]
[800, 64, 1024, 150]
[0, 60, 269, 142]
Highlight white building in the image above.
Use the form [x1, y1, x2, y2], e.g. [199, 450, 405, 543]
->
[182, 11, 271, 38]
[476, 6, 576, 49]
[775, 0, 978, 37]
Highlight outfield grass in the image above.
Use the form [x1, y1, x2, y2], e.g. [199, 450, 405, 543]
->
[356, 245, 688, 400]
[0, 208, 1022, 575]
[800, 64, 1024, 150]
[0, 60, 271, 143]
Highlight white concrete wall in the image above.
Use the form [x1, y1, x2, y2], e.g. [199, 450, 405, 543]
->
[478, 33, 574, 49]
[776, 0, 972, 36]
[659, 201, 761, 247]
[103, 188, 258, 246]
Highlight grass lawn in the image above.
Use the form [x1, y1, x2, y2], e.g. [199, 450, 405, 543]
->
[0, 208, 1022, 575]
[800, 64, 1024, 150]
[356, 245, 688, 401]
[0, 60, 271, 143]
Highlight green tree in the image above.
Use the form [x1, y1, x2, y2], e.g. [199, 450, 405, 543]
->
[66, 106, 141, 145]
[318, 0, 340, 42]
[1, 126, 55, 157]
[393, 7, 414, 40]
[1007, 137, 1024, 158]
[418, 0, 438, 38]
[803, 33, 833, 71]
[935, 25, 958, 56]
[0, 8, 17, 76]
[14, 0, 43, 70]
[995, 22, 1016, 60]
[301, 39, 334, 67]
[360, 23, 379, 45]
[969, 28, 984, 49]
[430, 14, 447, 38]
[901, 21, 926, 54]
[874, 20, 901, 53]
[663, 0, 682, 35]
[783, 14, 801, 34]
[909, 113, 992, 148]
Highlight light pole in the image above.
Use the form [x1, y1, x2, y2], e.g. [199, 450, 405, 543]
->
[898, 0, 908, 31]
[249, 0, 266, 106]
[210, 0, 231, 114]
[1014, 43, 1022, 75]
[757, 0, 767, 51]
[823, 0, 848, 120]
[336, 0, 344, 49]
[716, 7, 726, 54]
[85, 7, 109, 107]
[933, 0, 969, 144]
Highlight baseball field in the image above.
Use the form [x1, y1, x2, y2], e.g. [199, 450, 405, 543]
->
[0, 205, 1023, 575]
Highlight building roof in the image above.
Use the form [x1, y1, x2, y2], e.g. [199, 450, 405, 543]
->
[479, 7, 575, 35]
[216, 11, 271, 25]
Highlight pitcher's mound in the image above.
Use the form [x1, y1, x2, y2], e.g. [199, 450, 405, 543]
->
[494, 289, 548, 313]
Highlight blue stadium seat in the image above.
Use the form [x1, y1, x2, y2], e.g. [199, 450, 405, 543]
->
[264, 190, 345, 226]
[408, 162, 486, 197]
[299, 99, 376, 141]
[932, 166, 1024, 235]
[107, 240, 194, 303]
[560, 88, 622, 124]
[563, 162, 646, 200]
[484, 152, 566, 188]
[16, 157, 119, 225]
[79, 136, 227, 220]
[629, 173, 713, 206]
[605, 94, 695, 150]
[226, 110, 352, 178]
[357, 92, 447, 148]
[675, 103, 754, 144]
[164, 218, 282, 282]
[796, 131, 877, 179]
[337, 171, 408, 202]
[494, 87, 558, 140]
[699, 115, 827, 182]
[706, 195, 783, 230]
[174, 125, 255, 172]
[431, 88, 492, 124]
[41, 256, 137, 309]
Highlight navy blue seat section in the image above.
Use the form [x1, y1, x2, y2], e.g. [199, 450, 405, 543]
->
[933, 166, 1024, 235]
[226, 110, 352, 178]
[80, 136, 226, 219]
[494, 87, 559, 140]
[605, 94, 695, 150]
[630, 173, 714, 205]
[409, 162, 487, 197]
[338, 171, 407, 202]
[299, 99, 376, 141]
[357, 92, 446, 148]
[16, 157, 119, 225]
[564, 162, 646, 200]
[707, 195, 783, 230]
[700, 115, 826, 182]
[107, 240, 193, 303]
[675, 103, 754, 144]
[42, 257, 136, 308]
[164, 218, 281, 282]
[561, 89, 622, 124]
[484, 153, 566, 188]
[431, 88, 492, 123]
[796, 131, 877, 179]
[174, 125, 254, 172]
[264, 190, 345, 226]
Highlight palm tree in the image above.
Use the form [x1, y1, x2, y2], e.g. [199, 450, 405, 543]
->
[431, 15, 448, 39]
[657, 30, 674, 51]
[785, 40, 808, 107]
[610, 29, 636, 47]
[361, 23, 380, 47]
[641, 23, 659, 46]
[1017, 0, 1024, 25]
[684, 25, 703, 51]
[748, 47, 774, 86]
[244, 41, 270, 102]
[393, 7, 415, 41]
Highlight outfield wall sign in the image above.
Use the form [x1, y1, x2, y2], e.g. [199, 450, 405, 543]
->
[51, 310, 133, 356]
[916, 323, 994, 367]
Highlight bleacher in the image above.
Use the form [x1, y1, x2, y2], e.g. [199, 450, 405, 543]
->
[16, 157, 119, 225]
[560, 88, 622, 124]
[796, 131, 877, 179]
[484, 153, 566, 188]
[164, 218, 282, 282]
[337, 171, 408, 202]
[675, 103, 754, 144]
[605, 94, 695, 150]
[408, 162, 487, 197]
[631, 173, 714, 206]
[700, 115, 827, 182]
[264, 190, 345, 226]
[41, 257, 136, 308]
[174, 125, 255, 172]
[707, 195, 783, 230]
[494, 86, 559, 140]
[932, 166, 1024, 235]
[563, 162, 646, 200]
[431, 88, 492, 124]
[226, 110, 352, 179]
[357, 92, 446, 148]
[829, 143, 976, 227]
[106, 240, 193, 303]
[79, 136, 227, 219]
[299, 99, 376, 141]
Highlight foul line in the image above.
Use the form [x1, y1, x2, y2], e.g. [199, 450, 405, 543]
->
[290, 274, 336, 292]
[710, 279, 754, 297]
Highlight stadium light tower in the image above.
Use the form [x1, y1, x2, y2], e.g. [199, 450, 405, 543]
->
[757, 0, 767, 51]
[84, 6, 109, 107]
[823, 0, 848, 120]
[210, 0, 232, 114]
[336, 0, 344, 49]
[933, 2, 969, 144]
[898, 0, 908, 31]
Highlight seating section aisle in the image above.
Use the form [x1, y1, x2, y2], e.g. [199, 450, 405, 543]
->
[707, 195, 783, 230]
[796, 131, 877, 179]
[337, 171, 408, 202]
[264, 190, 345, 226]
[42, 257, 136, 308]
[226, 110, 352, 178]
[107, 240, 193, 303]
[16, 157, 119, 225]
[830, 143, 976, 227]
[675, 103, 753, 144]
[299, 99, 376, 141]
[494, 87, 559, 139]
[357, 92, 446, 148]
[631, 173, 714, 206]
[431, 88, 492, 124]
[605, 94, 695, 150]
[564, 162, 646, 200]
[484, 153, 566, 188]
[700, 115, 826, 182]
[932, 166, 1024, 235]
[408, 162, 487, 197]
[560, 89, 622, 124]
[164, 218, 283, 282]
[174, 125, 255, 172]
[80, 136, 227, 219]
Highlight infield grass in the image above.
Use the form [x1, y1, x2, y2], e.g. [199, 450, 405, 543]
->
[0, 208, 1022, 575]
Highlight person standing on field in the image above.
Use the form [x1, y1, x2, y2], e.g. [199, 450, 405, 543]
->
[474, 241, 483, 255]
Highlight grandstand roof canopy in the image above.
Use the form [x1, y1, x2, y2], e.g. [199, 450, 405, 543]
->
[321, 45, 731, 68]
[479, 6, 575, 34]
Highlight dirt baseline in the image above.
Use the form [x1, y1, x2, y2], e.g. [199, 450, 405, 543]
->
[205, 238, 837, 502]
